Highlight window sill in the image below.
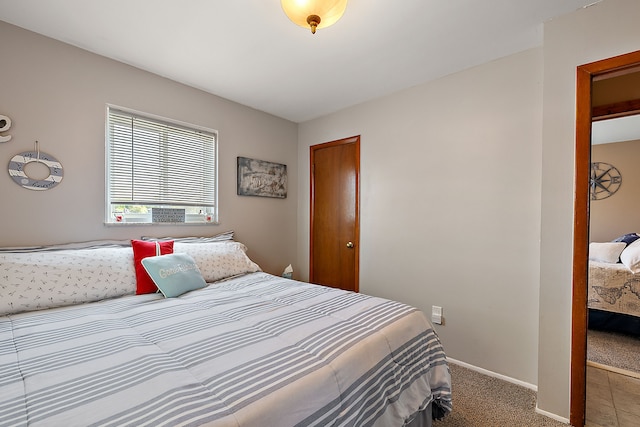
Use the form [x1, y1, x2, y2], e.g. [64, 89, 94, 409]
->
[104, 221, 220, 227]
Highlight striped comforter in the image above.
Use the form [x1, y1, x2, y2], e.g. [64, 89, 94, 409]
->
[0, 272, 451, 426]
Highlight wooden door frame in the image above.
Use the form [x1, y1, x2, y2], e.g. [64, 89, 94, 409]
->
[571, 50, 640, 427]
[309, 135, 360, 290]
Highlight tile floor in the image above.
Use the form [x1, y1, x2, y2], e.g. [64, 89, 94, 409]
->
[586, 364, 640, 427]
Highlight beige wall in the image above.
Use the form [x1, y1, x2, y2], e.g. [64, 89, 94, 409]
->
[298, 48, 544, 387]
[593, 72, 640, 106]
[590, 139, 640, 242]
[540, 0, 640, 418]
[0, 21, 298, 275]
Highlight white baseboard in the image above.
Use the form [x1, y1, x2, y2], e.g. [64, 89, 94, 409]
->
[447, 357, 537, 391]
[447, 358, 570, 424]
[587, 360, 640, 380]
[534, 407, 570, 424]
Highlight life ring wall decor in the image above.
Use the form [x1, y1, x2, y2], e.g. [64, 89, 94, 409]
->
[8, 150, 64, 191]
[0, 115, 11, 143]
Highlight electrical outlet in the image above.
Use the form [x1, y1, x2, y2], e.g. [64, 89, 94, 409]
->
[431, 305, 443, 325]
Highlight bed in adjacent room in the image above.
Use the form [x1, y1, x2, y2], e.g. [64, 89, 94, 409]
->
[588, 235, 640, 334]
[0, 236, 451, 426]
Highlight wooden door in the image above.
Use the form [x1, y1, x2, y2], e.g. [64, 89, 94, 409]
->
[310, 135, 360, 292]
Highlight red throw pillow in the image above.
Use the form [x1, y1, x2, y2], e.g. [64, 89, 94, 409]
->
[131, 240, 174, 294]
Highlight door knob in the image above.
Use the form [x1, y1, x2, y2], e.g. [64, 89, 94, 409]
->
[346, 241, 354, 248]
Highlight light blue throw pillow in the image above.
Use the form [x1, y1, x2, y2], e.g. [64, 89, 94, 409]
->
[141, 253, 207, 298]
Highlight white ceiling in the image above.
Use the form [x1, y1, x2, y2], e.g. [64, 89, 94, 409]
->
[592, 115, 640, 145]
[0, 0, 600, 123]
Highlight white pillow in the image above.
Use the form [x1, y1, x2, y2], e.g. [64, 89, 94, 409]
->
[0, 246, 137, 315]
[620, 239, 640, 273]
[173, 241, 261, 282]
[588, 242, 627, 264]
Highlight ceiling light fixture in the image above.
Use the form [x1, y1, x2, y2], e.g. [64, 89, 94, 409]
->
[281, 0, 348, 34]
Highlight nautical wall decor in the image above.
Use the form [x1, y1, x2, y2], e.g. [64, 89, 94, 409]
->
[8, 141, 63, 190]
[590, 161, 622, 200]
[0, 115, 12, 143]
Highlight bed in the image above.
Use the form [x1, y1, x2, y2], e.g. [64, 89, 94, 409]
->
[588, 238, 640, 334]
[0, 236, 451, 426]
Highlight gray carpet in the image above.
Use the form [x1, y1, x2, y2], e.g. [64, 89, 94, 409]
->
[587, 329, 640, 374]
[435, 364, 565, 427]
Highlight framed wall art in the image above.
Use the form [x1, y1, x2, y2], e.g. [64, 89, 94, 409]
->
[237, 157, 287, 198]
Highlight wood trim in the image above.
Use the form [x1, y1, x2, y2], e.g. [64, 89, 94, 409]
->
[570, 65, 592, 427]
[571, 49, 640, 427]
[353, 139, 361, 293]
[309, 135, 360, 291]
[591, 62, 640, 81]
[592, 98, 640, 121]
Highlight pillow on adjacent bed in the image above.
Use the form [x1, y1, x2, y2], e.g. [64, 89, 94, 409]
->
[141, 253, 207, 298]
[131, 239, 174, 294]
[620, 239, 640, 273]
[612, 232, 640, 247]
[588, 242, 627, 264]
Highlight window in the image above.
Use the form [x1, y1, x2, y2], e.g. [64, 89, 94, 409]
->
[106, 106, 217, 224]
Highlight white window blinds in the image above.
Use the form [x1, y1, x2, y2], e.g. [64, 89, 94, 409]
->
[107, 107, 217, 222]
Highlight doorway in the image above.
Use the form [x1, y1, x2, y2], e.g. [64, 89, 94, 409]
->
[309, 135, 360, 292]
[571, 50, 640, 427]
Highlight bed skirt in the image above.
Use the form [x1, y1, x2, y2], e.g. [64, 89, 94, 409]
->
[589, 308, 640, 336]
[405, 402, 433, 427]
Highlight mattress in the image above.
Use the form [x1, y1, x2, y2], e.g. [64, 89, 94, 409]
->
[588, 260, 640, 318]
[0, 272, 451, 426]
